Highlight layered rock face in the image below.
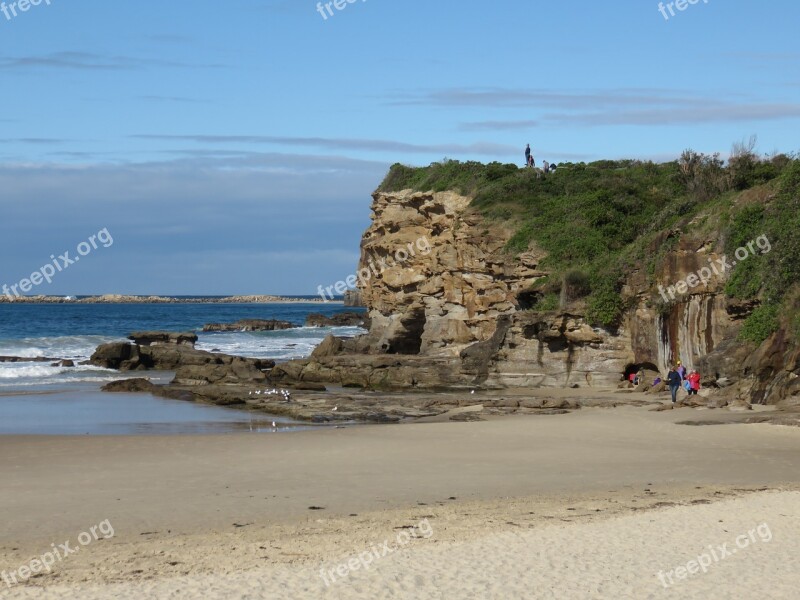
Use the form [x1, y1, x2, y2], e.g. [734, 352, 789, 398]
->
[352, 190, 636, 388]
[355, 190, 541, 356]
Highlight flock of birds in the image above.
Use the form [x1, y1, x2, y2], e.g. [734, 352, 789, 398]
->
[249, 388, 292, 402]
[246, 387, 340, 433]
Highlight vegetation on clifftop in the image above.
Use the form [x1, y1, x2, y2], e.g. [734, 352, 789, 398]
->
[379, 147, 799, 338]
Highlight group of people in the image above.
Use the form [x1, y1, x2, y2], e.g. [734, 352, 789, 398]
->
[524, 144, 556, 173]
[666, 361, 701, 404]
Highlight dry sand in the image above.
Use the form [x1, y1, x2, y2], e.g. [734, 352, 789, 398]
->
[1, 405, 798, 599]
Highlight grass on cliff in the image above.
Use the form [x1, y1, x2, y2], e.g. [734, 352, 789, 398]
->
[379, 151, 799, 336]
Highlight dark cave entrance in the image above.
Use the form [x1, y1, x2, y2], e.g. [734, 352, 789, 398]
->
[623, 362, 659, 382]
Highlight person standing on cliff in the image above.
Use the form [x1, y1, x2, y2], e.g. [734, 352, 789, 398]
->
[666, 366, 682, 404]
[525, 144, 531, 167]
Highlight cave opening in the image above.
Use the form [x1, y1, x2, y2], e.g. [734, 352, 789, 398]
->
[386, 308, 426, 355]
[622, 362, 659, 382]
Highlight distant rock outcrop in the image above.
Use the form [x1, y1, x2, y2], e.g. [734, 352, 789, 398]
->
[0, 295, 324, 304]
[128, 331, 198, 347]
[202, 319, 294, 332]
[304, 312, 369, 328]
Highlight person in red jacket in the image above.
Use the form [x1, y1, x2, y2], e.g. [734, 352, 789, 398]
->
[687, 370, 701, 395]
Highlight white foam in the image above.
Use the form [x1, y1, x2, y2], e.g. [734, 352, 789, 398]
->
[196, 326, 366, 361]
[0, 335, 117, 360]
[0, 363, 57, 379]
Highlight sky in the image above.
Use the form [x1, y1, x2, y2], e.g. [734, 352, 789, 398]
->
[0, 0, 798, 295]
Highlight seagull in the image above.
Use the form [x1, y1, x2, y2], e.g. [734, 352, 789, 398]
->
[471, 390, 475, 394]
[272, 421, 277, 428]
[332, 406, 338, 412]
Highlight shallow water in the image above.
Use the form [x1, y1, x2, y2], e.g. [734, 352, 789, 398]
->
[0, 383, 317, 435]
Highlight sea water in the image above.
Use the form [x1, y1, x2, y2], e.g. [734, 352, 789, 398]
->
[0, 300, 365, 434]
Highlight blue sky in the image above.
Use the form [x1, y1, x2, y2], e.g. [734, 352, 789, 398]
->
[1, 0, 798, 295]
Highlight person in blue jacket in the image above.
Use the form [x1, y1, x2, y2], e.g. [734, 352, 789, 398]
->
[666, 366, 682, 404]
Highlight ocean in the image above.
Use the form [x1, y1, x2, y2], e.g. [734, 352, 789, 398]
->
[0, 300, 365, 434]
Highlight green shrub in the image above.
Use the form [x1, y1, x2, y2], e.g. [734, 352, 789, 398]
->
[587, 285, 623, 327]
[377, 160, 496, 195]
[537, 293, 560, 312]
[563, 270, 592, 301]
[724, 161, 800, 305]
[739, 304, 779, 343]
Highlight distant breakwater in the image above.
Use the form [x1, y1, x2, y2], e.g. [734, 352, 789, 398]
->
[0, 294, 336, 304]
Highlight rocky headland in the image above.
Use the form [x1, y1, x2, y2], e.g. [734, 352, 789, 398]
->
[96, 159, 799, 425]
[269, 160, 799, 419]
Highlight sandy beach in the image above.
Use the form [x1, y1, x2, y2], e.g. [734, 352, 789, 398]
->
[1, 406, 798, 599]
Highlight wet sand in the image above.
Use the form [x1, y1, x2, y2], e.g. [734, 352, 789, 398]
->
[1, 406, 798, 598]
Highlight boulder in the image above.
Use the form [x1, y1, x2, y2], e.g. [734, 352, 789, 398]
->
[101, 378, 159, 393]
[90, 342, 139, 370]
[311, 334, 344, 359]
[50, 359, 75, 367]
[172, 358, 268, 386]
